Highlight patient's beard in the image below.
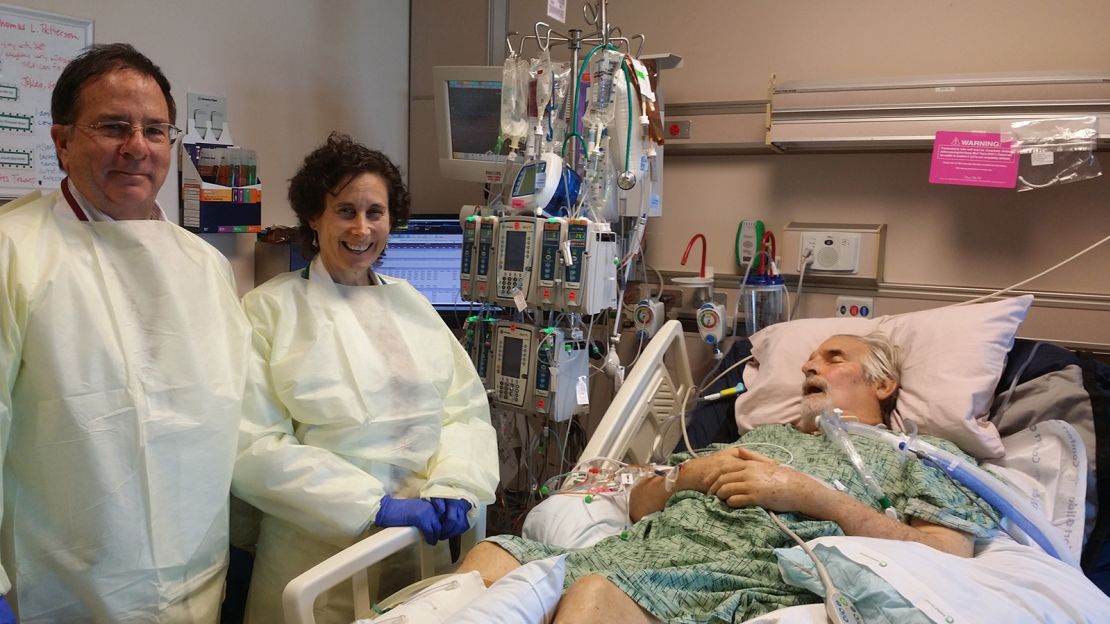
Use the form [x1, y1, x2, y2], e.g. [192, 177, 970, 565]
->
[798, 394, 832, 433]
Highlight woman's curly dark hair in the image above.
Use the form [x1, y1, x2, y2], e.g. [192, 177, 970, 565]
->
[288, 132, 411, 259]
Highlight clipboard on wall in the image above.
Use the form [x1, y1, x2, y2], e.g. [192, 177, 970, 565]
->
[0, 3, 93, 200]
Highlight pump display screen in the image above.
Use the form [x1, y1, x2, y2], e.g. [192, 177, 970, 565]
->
[504, 230, 527, 271]
[502, 336, 523, 378]
[514, 164, 537, 196]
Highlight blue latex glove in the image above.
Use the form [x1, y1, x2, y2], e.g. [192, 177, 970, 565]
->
[374, 496, 442, 545]
[432, 497, 472, 540]
[0, 595, 14, 624]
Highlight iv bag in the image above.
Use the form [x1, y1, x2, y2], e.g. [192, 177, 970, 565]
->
[547, 63, 572, 156]
[500, 56, 529, 146]
[531, 51, 553, 129]
[582, 49, 623, 128]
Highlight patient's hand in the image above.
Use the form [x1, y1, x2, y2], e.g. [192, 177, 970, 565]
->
[706, 448, 818, 513]
[675, 448, 751, 494]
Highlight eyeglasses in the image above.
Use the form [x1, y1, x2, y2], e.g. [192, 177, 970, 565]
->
[73, 120, 181, 144]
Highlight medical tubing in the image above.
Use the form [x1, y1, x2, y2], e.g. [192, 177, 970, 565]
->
[790, 250, 813, 321]
[619, 57, 632, 171]
[839, 422, 1079, 567]
[818, 412, 895, 515]
[994, 341, 1044, 419]
[699, 355, 753, 400]
[702, 382, 746, 402]
[567, 44, 634, 172]
[768, 510, 844, 610]
[561, 131, 588, 159]
[954, 232, 1110, 306]
[678, 384, 699, 457]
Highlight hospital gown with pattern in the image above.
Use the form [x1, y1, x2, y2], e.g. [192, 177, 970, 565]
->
[489, 424, 1002, 624]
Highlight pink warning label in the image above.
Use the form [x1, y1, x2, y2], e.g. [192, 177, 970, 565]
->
[929, 131, 1018, 188]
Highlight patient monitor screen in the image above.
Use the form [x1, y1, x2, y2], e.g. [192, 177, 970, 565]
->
[447, 80, 509, 162]
[502, 336, 524, 378]
[504, 230, 527, 272]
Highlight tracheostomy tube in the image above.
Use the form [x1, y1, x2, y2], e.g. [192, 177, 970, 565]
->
[817, 409, 898, 519]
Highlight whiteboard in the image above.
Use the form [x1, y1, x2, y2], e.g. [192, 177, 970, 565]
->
[0, 3, 92, 198]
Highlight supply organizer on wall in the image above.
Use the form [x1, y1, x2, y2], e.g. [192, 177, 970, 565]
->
[178, 93, 261, 233]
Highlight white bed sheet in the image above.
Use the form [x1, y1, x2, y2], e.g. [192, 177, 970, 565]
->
[747, 534, 1110, 624]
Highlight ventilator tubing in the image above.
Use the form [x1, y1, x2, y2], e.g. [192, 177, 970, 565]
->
[818, 411, 896, 518]
[840, 422, 1078, 568]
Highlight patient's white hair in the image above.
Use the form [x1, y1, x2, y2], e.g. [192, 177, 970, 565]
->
[831, 331, 902, 425]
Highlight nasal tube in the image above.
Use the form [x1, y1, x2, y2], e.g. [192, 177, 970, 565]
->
[818, 410, 897, 520]
[840, 421, 1079, 568]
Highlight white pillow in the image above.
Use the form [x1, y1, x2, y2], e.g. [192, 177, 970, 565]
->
[364, 571, 486, 624]
[735, 296, 1032, 458]
[982, 420, 1087, 560]
[452, 555, 566, 624]
[522, 491, 630, 548]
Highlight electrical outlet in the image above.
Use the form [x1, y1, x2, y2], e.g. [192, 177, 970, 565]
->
[835, 296, 874, 318]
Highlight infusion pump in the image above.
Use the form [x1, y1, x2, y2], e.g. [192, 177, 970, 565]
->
[486, 322, 588, 420]
[491, 321, 537, 410]
[459, 209, 617, 315]
[494, 216, 538, 308]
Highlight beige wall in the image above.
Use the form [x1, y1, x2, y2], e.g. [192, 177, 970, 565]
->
[15, 0, 409, 293]
[498, 0, 1110, 348]
[409, 0, 491, 214]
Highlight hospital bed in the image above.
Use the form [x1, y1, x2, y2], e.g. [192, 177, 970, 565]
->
[283, 315, 1110, 623]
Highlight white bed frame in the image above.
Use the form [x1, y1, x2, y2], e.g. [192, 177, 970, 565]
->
[281, 320, 695, 624]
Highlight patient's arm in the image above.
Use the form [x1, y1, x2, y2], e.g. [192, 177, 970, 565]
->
[709, 447, 975, 557]
[629, 448, 751, 522]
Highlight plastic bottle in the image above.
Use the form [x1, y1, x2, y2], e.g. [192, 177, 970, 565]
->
[743, 274, 785, 335]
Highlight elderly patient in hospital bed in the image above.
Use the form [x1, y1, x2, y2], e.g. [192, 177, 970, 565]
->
[454, 331, 1001, 623]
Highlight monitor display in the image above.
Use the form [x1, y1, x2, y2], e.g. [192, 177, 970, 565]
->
[447, 79, 507, 163]
[373, 215, 471, 312]
[433, 66, 520, 184]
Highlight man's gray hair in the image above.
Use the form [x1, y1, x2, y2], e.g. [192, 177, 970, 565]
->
[832, 331, 901, 423]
